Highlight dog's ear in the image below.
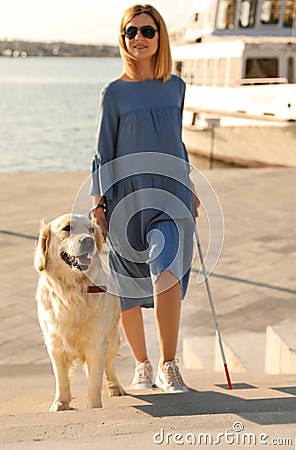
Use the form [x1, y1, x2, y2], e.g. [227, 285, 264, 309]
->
[34, 220, 51, 272]
[94, 223, 103, 254]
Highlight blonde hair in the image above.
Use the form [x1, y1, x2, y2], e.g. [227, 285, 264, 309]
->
[118, 4, 172, 82]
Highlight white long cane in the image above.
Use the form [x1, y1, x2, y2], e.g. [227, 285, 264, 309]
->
[195, 228, 233, 390]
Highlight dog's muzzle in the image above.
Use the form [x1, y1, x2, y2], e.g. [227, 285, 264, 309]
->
[61, 237, 96, 271]
[79, 236, 95, 255]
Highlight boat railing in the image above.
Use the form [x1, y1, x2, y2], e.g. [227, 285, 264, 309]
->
[240, 78, 288, 86]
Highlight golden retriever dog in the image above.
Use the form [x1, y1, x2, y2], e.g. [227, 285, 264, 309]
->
[34, 213, 125, 411]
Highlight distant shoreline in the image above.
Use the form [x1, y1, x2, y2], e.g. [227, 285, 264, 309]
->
[0, 40, 120, 58]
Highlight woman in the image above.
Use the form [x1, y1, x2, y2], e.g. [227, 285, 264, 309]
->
[91, 4, 199, 393]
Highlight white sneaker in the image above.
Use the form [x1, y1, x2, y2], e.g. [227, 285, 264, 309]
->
[131, 360, 154, 390]
[155, 359, 189, 393]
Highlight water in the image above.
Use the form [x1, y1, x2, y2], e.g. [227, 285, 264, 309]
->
[0, 57, 226, 172]
[0, 57, 123, 172]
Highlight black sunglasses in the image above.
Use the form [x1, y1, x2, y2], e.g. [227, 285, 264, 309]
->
[123, 26, 158, 40]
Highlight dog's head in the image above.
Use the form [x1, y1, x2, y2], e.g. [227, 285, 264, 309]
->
[34, 213, 103, 274]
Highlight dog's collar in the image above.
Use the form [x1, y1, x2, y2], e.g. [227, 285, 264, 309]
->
[87, 285, 107, 294]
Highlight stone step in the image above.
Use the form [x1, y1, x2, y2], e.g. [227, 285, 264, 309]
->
[265, 324, 296, 374]
[214, 332, 266, 373]
[1, 367, 296, 450]
[183, 335, 216, 370]
[2, 359, 296, 449]
[183, 331, 266, 373]
[183, 323, 296, 375]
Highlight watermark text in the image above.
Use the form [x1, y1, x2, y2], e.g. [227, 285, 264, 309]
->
[153, 422, 294, 446]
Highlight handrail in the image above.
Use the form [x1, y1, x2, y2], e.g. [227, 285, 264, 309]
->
[240, 77, 288, 85]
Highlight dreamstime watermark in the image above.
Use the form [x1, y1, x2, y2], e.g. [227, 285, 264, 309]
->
[71, 152, 224, 296]
[153, 422, 294, 447]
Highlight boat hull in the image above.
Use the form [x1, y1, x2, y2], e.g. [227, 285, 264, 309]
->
[183, 123, 296, 167]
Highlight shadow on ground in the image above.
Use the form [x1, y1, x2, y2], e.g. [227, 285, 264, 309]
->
[130, 384, 296, 426]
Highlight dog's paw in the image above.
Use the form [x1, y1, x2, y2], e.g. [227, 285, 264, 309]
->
[49, 400, 71, 412]
[108, 384, 126, 397]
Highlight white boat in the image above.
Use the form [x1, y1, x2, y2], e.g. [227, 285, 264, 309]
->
[170, 0, 296, 167]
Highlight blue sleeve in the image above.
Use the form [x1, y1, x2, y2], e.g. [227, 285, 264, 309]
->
[179, 77, 186, 118]
[178, 78, 191, 171]
[90, 86, 118, 198]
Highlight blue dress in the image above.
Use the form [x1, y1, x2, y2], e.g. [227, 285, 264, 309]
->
[91, 75, 195, 310]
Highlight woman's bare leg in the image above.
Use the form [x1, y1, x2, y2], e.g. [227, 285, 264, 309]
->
[154, 271, 181, 365]
[120, 305, 148, 363]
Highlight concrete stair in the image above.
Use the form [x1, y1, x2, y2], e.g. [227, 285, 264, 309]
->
[214, 332, 266, 373]
[183, 322, 296, 375]
[265, 324, 296, 374]
[183, 335, 216, 371]
[1, 362, 296, 450]
[183, 332, 265, 373]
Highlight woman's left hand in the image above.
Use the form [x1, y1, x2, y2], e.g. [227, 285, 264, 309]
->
[193, 192, 200, 218]
[190, 180, 200, 218]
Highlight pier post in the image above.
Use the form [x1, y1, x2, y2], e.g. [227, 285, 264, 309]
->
[206, 118, 220, 169]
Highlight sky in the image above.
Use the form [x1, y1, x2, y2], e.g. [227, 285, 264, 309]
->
[0, 0, 190, 44]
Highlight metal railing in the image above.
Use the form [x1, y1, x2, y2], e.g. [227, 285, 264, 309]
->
[240, 77, 288, 85]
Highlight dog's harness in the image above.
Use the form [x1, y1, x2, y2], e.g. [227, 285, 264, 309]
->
[87, 285, 107, 294]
